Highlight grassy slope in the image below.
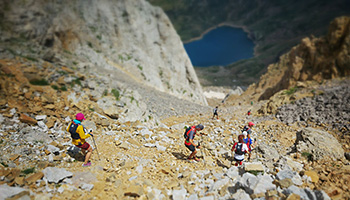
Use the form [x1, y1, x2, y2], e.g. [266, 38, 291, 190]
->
[148, 0, 350, 87]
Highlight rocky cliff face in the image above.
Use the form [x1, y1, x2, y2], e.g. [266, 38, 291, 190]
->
[0, 0, 207, 106]
[244, 16, 350, 101]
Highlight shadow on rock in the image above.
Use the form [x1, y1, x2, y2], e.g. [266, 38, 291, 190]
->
[171, 152, 189, 161]
[67, 146, 85, 162]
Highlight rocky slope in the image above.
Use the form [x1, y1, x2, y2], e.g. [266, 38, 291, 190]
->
[0, 0, 207, 107]
[1, 63, 349, 199]
[244, 16, 350, 102]
[1, 2, 350, 200]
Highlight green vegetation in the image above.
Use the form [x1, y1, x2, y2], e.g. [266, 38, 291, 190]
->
[137, 64, 143, 71]
[71, 78, 82, 87]
[30, 79, 49, 86]
[23, 55, 38, 62]
[58, 70, 68, 75]
[89, 26, 97, 33]
[248, 170, 262, 176]
[118, 53, 133, 63]
[52, 84, 68, 91]
[111, 89, 120, 100]
[141, 72, 146, 80]
[129, 95, 135, 103]
[122, 11, 128, 17]
[301, 152, 313, 161]
[283, 86, 298, 95]
[60, 86, 67, 91]
[103, 89, 108, 96]
[87, 42, 93, 48]
[51, 85, 59, 90]
[166, 81, 171, 90]
[21, 167, 35, 175]
[64, 49, 72, 55]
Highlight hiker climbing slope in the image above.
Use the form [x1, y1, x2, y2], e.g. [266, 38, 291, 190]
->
[231, 135, 250, 166]
[212, 106, 219, 119]
[242, 122, 257, 151]
[242, 131, 257, 154]
[67, 113, 94, 167]
[242, 122, 255, 135]
[184, 124, 205, 161]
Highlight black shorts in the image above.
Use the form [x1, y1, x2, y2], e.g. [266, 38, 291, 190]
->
[185, 144, 196, 152]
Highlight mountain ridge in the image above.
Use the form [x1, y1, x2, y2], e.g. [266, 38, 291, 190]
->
[148, 0, 350, 87]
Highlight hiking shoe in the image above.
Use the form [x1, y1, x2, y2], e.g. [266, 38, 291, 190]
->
[82, 162, 91, 167]
[193, 157, 200, 162]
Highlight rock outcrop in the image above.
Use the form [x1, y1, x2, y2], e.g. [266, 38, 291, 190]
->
[295, 128, 345, 160]
[0, 0, 207, 106]
[244, 16, 350, 101]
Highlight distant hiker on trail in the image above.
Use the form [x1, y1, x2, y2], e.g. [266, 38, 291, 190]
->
[231, 134, 250, 166]
[212, 106, 219, 119]
[184, 124, 205, 162]
[67, 113, 93, 167]
[242, 122, 255, 135]
[247, 110, 251, 116]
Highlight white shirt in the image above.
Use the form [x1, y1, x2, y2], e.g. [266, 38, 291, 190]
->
[233, 143, 249, 160]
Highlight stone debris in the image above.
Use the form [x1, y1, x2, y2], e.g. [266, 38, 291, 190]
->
[0, 20, 349, 200]
[42, 167, 73, 183]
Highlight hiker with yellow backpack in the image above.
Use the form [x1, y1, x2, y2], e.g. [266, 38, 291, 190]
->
[67, 113, 94, 167]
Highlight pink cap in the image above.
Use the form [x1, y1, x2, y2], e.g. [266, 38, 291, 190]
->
[76, 113, 86, 121]
[248, 122, 255, 126]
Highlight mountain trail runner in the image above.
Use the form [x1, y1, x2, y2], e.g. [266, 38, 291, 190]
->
[242, 122, 255, 135]
[231, 135, 250, 166]
[242, 131, 257, 159]
[184, 124, 205, 162]
[212, 106, 219, 119]
[242, 122, 258, 156]
[67, 113, 94, 167]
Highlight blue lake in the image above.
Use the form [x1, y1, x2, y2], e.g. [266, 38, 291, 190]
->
[184, 26, 255, 67]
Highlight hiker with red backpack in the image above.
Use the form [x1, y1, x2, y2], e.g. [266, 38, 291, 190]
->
[231, 134, 250, 166]
[184, 124, 205, 161]
[67, 113, 94, 167]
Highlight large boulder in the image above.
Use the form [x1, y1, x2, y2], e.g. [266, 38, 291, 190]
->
[295, 128, 344, 160]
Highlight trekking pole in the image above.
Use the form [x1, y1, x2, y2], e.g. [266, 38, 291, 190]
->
[255, 135, 258, 162]
[90, 130, 101, 161]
